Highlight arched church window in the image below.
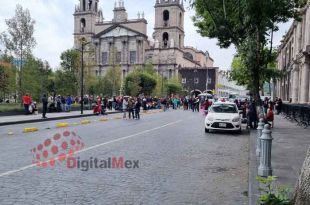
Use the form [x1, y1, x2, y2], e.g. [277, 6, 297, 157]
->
[163, 10, 169, 21]
[82, 0, 86, 11]
[179, 12, 182, 27]
[81, 18, 86, 33]
[88, 0, 93, 11]
[163, 32, 169, 48]
[179, 34, 181, 48]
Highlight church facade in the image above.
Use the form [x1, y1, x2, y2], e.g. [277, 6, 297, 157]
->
[73, 0, 215, 82]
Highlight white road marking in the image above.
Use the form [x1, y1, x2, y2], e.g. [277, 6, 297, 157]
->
[0, 120, 182, 178]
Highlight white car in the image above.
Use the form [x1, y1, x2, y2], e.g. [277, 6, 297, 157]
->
[204, 102, 242, 133]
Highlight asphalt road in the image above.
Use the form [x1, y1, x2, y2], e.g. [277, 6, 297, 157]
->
[0, 109, 249, 205]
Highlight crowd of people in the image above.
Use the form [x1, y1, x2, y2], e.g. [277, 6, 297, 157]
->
[237, 97, 283, 129]
[21, 92, 284, 125]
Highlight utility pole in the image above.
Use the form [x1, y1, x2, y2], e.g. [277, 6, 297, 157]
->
[81, 43, 84, 114]
[78, 38, 90, 115]
[194, 67, 197, 97]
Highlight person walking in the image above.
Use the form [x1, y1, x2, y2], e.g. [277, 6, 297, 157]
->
[41, 94, 48, 118]
[22, 94, 32, 115]
[122, 98, 128, 119]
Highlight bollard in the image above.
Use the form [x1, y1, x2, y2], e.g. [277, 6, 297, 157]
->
[258, 124, 273, 177]
[256, 118, 264, 157]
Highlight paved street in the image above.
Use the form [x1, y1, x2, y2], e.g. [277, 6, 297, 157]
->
[0, 110, 249, 205]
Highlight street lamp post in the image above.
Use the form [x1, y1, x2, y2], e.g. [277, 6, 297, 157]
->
[161, 71, 164, 97]
[81, 43, 85, 114]
[194, 69, 197, 97]
[78, 38, 90, 115]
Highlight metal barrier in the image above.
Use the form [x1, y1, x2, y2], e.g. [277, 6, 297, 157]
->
[281, 104, 310, 128]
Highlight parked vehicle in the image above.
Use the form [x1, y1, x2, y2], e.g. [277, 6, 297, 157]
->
[204, 102, 242, 133]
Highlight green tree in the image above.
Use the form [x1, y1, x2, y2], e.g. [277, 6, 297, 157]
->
[166, 75, 183, 96]
[124, 69, 157, 96]
[0, 4, 36, 102]
[139, 72, 157, 95]
[166, 82, 182, 95]
[0, 55, 16, 99]
[21, 56, 50, 101]
[190, 0, 298, 101]
[101, 66, 122, 96]
[56, 49, 80, 96]
[230, 56, 252, 90]
[124, 70, 141, 97]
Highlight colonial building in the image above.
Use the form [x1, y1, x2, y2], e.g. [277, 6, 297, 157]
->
[179, 67, 218, 96]
[276, 3, 310, 104]
[73, 0, 214, 80]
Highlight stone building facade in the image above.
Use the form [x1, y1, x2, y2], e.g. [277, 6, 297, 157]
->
[73, 0, 214, 80]
[276, 3, 310, 104]
[179, 67, 218, 96]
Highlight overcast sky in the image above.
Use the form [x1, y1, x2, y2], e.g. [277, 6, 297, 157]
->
[0, 0, 292, 70]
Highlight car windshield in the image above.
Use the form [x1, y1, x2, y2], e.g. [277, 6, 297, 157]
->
[210, 104, 238, 113]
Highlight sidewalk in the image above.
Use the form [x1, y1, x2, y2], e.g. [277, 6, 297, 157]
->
[0, 110, 120, 126]
[249, 115, 310, 205]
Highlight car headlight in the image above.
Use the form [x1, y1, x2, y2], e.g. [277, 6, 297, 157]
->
[207, 116, 214, 121]
[232, 116, 240, 122]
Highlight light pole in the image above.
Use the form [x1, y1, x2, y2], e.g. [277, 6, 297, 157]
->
[206, 68, 209, 93]
[194, 69, 197, 97]
[161, 70, 164, 97]
[77, 38, 90, 115]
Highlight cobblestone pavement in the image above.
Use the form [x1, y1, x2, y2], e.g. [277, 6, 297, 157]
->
[0, 109, 249, 205]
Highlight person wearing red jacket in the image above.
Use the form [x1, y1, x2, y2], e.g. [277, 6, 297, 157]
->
[22, 94, 31, 115]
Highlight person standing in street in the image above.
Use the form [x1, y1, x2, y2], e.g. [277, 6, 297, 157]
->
[122, 97, 128, 119]
[22, 93, 31, 115]
[128, 98, 136, 119]
[65, 95, 72, 112]
[135, 98, 141, 120]
[41, 94, 48, 118]
[248, 100, 258, 129]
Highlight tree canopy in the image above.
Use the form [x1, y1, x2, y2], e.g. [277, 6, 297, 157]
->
[190, 0, 300, 100]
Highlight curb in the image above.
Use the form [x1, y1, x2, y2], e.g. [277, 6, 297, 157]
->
[249, 129, 260, 205]
[0, 111, 121, 127]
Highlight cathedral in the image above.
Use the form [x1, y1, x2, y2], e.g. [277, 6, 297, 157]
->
[73, 0, 215, 84]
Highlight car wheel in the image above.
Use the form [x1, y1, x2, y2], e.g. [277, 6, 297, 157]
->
[205, 128, 209, 133]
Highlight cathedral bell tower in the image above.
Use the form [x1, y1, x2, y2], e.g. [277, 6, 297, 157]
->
[153, 0, 185, 49]
[112, 0, 128, 23]
[73, 0, 100, 46]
